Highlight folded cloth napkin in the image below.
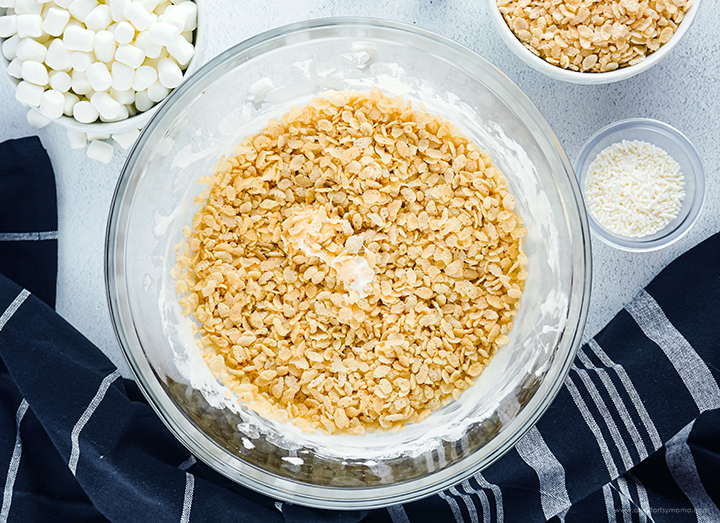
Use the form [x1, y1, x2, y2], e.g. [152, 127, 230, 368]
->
[1, 136, 719, 523]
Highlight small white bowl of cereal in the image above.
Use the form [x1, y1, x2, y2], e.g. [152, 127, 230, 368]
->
[487, 0, 701, 84]
[106, 18, 591, 509]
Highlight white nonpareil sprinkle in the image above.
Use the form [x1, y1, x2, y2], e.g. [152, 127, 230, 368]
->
[583, 139, 685, 238]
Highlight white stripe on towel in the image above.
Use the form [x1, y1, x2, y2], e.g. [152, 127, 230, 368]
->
[626, 290, 720, 413]
[474, 472, 504, 523]
[69, 369, 122, 475]
[515, 426, 572, 520]
[565, 374, 619, 477]
[665, 421, 720, 523]
[571, 363, 634, 470]
[0, 400, 29, 523]
[0, 231, 58, 241]
[387, 504, 411, 523]
[438, 490, 465, 523]
[577, 347, 649, 461]
[180, 472, 194, 523]
[178, 455, 196, 471]
[0, 289, 30, 332]
[587, 340, 662, 451]
[449, 485, 480, 523]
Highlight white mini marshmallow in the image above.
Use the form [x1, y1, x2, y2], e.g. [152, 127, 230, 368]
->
[41, 7, 69, 36]
[85, 60, 112, 91]
[110, 60, 133, 90]
[109, 0, 129, 22]
[38, 88, 64, 118]
[159, 4, 184, 31]
[148, 21, 178, 47]
[62, 91, 79, 115]
[93, 29, 116, 62]
[49, 70, 71, 91]
[15, 37, 45, 61]
[127, 103, 137, 116]
[165, 32, 192, 66]
[109, 87, 134, 104]
[15, 80, 44, 106]
[175, 0, 195, 31]
[137, 0, 157, 11]
[14, 0, 41, 14]
[72, 99, 98, 122]
[146, 79, 168, 102]
[124, 1, 154, 31]
[0, 14, 17, 37]
[70, 50, 95, 71]
[26, 108, 51, 128]
[114, 42, 144, 68]
[131, 63, 156, 90]
[113, 20, 134, 44]
[16, 14, 43, 38]
[44, 38, 71, 71]
[71, 68, 92, 93]
[111, 127, 140, 149]
[86, 130, 110, 140]
[0, 0, 14, 7]
[6, 57, 23, 78]
[157, 56, 181, 88]
[134, 88, 153, 111]
[100, 101, 128, 121]
[67, 0, 97, 22]
[86, 139, 114, 163]
[154, 0, 169, 15]
[66, 128, 87, 148]
[52, 0, 72, 7]
[63, 25, 94, 51]
[90, 90, 121, 119]
[134, 30, 161, 58]
[20, 59, 48, 85]
[84, 4, 111, 31]
[2, 34, 20, 60]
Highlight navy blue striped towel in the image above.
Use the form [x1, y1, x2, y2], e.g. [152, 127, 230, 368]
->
[1, 136, 719, 522]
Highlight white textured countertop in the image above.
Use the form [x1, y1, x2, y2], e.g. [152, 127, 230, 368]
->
[1, 2, 719, 378]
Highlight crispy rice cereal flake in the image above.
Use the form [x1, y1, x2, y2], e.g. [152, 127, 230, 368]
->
[174, 89, 528, 435]
[498, 0, 693, 73]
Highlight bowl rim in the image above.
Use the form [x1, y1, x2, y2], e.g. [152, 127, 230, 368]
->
[486, 0, 703, 84]
[0, 0, 206, 134]
[105, 16, 592, 509]
[574, 117, 705, 252]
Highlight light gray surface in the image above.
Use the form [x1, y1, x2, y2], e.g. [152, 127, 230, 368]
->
[1, 2, 718, 378]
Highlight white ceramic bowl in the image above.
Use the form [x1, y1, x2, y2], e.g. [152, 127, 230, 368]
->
[486, 0, 702, 84]
[0, 1, 206, 134]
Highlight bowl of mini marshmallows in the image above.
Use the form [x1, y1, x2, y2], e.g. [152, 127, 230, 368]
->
[575, 118, 704, 251]
[0, 0, 203, 162]
[488, 0, 701, 84]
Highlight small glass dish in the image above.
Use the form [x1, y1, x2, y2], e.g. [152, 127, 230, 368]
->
[574, 118, 705, 252]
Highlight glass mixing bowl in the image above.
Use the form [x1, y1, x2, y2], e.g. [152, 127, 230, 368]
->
[106, 18, 591, 510]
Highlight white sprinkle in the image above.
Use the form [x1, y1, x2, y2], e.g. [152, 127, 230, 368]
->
[583, 139, 685, 238]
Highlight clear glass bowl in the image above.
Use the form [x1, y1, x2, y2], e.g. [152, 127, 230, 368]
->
[106, 18, 591, 509]
[575, 118, 705, 252]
